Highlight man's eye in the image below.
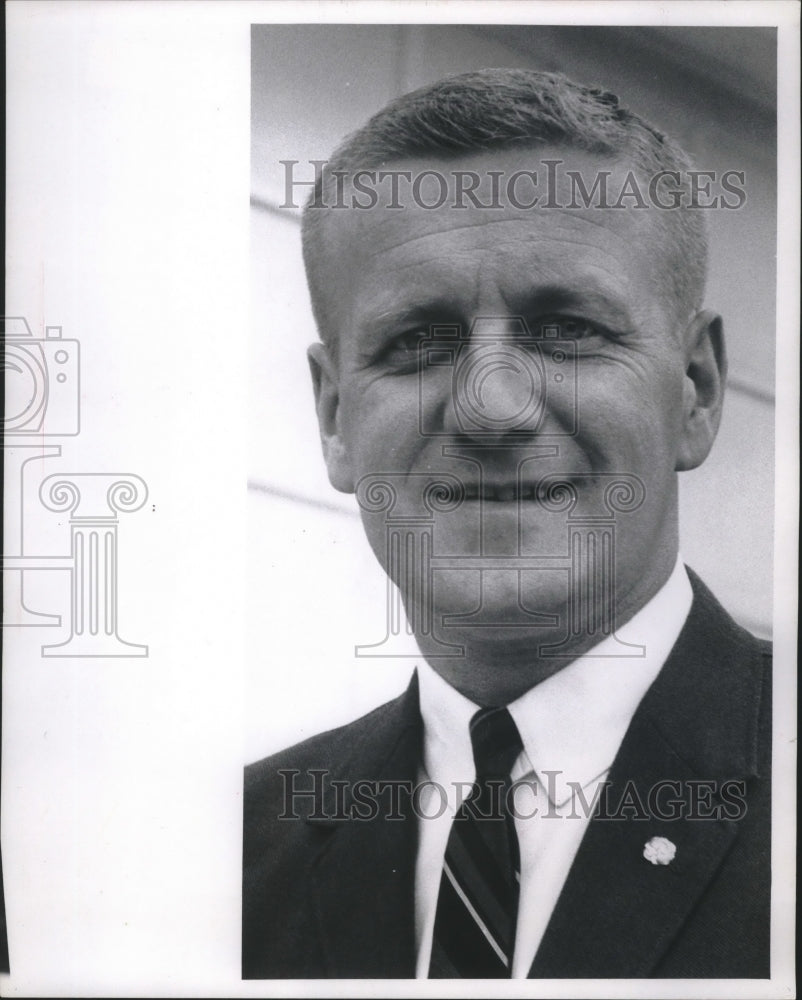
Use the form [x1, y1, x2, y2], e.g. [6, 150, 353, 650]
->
[536, 317, 603, 339]
[382, 331, 426, 367]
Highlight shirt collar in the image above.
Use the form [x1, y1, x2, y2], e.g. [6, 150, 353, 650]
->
[418, 556, 693, 807]
[417, 655, 478, 807]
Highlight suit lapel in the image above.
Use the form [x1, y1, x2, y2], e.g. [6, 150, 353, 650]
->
[309, 675, 422, 978]
[530, 572, 765, 977]
[529, 712, 740, 977]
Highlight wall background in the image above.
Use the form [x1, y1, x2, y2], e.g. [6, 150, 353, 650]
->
[248, 25, 776, 758]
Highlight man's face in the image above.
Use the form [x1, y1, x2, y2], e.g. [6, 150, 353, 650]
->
[309, 146, 723, 676]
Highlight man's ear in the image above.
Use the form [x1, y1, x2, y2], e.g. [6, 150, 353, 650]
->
[307, 341, 355, 493]
[675, 310, 727, 472]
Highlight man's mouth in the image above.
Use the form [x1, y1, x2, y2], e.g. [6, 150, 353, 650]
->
[455, 475, 592, 503]
[460, 482, 538, 502]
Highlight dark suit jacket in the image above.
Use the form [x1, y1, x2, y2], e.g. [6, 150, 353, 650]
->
[243, 570, 771, 978]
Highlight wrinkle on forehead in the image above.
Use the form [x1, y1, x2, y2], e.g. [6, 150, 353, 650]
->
[345, 203, 647, 261]
[347, 217, 648, 322]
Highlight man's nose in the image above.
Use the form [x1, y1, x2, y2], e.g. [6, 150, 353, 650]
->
[442, 319, 547, 442]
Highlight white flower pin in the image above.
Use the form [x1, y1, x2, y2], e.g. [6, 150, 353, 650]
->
[643, 836, 676, 866]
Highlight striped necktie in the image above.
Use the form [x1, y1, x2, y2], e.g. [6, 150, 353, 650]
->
[429, 706, 524, 978]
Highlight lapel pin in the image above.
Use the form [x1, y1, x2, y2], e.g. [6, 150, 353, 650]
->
[643, 836, 676, 866]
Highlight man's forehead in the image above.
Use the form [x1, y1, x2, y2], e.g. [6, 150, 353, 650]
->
[326, 145, 661, 256]
[311, 144, 684, 347]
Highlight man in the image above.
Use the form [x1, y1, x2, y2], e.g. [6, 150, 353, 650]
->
[243, 69, 771, 979]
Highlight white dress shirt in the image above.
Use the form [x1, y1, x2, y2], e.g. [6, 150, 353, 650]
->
[414, 556, 693, 978]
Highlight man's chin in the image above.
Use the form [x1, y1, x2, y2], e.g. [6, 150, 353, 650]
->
[431, 571, 567, 621]
[407, 580, 564, 651]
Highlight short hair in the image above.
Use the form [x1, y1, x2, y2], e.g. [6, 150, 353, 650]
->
[301, 68, 708, 348]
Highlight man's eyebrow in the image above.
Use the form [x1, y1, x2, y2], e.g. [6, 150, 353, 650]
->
[356, 285, 638, 342]
[519, 285, 637, 332]
[357, 299, 462, 339]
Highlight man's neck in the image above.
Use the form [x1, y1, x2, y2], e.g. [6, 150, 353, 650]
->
[424, 635, 602, 706]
